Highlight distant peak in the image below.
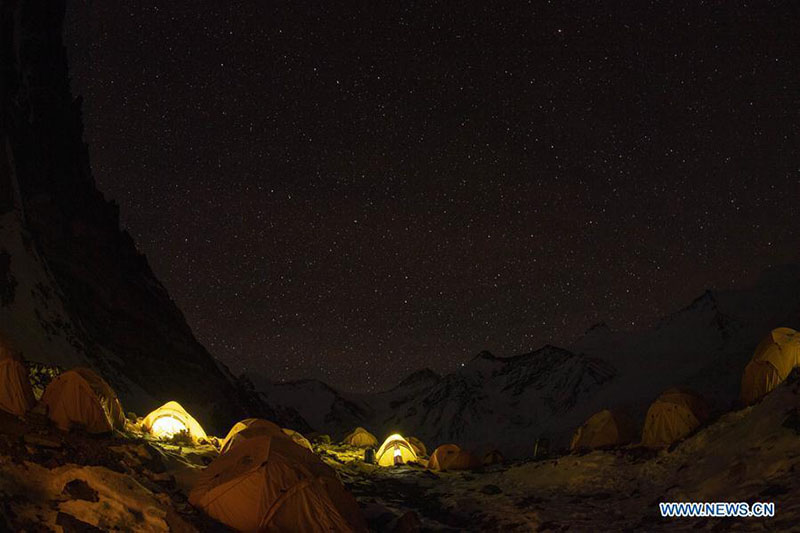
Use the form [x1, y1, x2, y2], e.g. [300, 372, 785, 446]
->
[689, 289, 718, 308]
[585, 322, 611, 334]
[472, 350, 496, 361]
[394, 368, 440, 389]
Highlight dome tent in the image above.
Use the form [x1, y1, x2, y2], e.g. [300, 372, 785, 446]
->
[41, 368, 124, 433]
[0, 337, 35, 417]
[190, 434, 367, 532]
[482, 449, 504, 466]
[220, 418, 285, 454]
[428, 444, 480, 471]
[570, 409, 637, 451]
[407, 436, 427, 457]
[642, 388, 709, 448]
[375, 434, 419, 466]
[741, 327, 800, 405]
[342, 426, 378, 447]
[282, 427, 314, 451]
[142, 401, 207, 443]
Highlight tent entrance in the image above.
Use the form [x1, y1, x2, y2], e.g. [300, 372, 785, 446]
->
[151, 415, 188, 438]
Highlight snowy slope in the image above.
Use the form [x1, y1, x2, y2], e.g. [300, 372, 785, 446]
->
[0, 211, 90, 370]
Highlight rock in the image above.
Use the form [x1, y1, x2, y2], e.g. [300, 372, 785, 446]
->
[392, 510, 422, 533]
[480, 484, 503, 495]
[23, 434, 61, 449]
[56, 512, 104, 532]
[62, 479, 99, 502]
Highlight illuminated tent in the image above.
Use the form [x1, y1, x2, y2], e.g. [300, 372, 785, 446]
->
[427, 444, 480, 471]
[0, 338, 35, 417]
[220, 418, 285, 453]
[142, 401, 207, 442]
[375, 434, 419, 466]
[741, 327, 800, 405]
[407, 436, 427, 457]
[482, 449, 504, 466]
[570, 409, 637, 451]
[190, 434, 367, 532]
[282, 428, 314, 451]
[41, 368, 124, 433]
[642, 388, 709, 448]
[343, 426, 378, 447]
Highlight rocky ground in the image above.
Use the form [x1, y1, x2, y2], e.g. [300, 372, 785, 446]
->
[3, 377, 800, 532]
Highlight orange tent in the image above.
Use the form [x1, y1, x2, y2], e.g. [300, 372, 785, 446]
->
[482, 449, 504, 466]
[741, 327, 800, 405]
[342, 427, 378, 447]
[219, 418, 285, 453]
[570, 409, 637, 451]
[0, 337, 35, 417]
[141, 401, 207, 442]
[642, 388, 709, 448]
[428, 444, 480, 471]
[282, 428, 314, 451]
[190, 434, 367, 532]
[41, 368, 124, 433]
[375, 434, 419, 466]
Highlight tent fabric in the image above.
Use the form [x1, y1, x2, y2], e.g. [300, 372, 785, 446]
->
[142, 401, 207, 442]
[220, 418, 285, 454]
[41, 368, 124, 433]
[642, 388, 710, 448]
[570, 409, 637, 451]
[428, 444, 480, 471]
[282, 428, 314, 451]
[375, 434, 419, 466]
[0, 359, 36, 417]
[740, 327, 800, 405]
[0, 337, 36, 417]
[342, 427, 378, 447]
[189, 434, 367, 532]
[407, 436, 427, 457]
[482, 450, 504, 466]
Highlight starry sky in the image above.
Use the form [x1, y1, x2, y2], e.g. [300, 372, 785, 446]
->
[64, 2, 799, 391]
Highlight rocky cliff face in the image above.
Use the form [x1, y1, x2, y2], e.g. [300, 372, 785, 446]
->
[0, 0, 298, 433]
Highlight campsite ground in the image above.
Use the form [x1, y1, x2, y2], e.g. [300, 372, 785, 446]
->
[2, 377, 800, 532]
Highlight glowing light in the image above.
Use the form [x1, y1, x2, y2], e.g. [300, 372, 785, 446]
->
[394, 447, 401, 457]
[151, 415, 188, 438]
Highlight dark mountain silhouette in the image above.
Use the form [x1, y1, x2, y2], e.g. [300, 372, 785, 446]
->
[0, 0, 305, 433]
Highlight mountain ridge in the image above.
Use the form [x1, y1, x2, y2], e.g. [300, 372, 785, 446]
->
[257, 262, 800, 456]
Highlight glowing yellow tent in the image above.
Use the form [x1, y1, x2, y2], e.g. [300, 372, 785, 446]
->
[570, 409, 637, 451]
[41, 368, 124, 433]
[375, 434, 418, 466]
[142, 401, 207, 442]
[741, 327, 800, 405]
[642, 388, 709, 448]
[282, 428, 314, 451]
[220, 418, 285, 453]
[190, 434, 367, 532]
[483, 449, 504, 466]
[407, 436, 427, 457]
[0, 338, 35, 417]
[427, 444, 480, 471]
[343, 426, 378, 447]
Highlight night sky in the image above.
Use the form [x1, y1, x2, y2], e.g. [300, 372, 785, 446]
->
[64, 2, 799, 391]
